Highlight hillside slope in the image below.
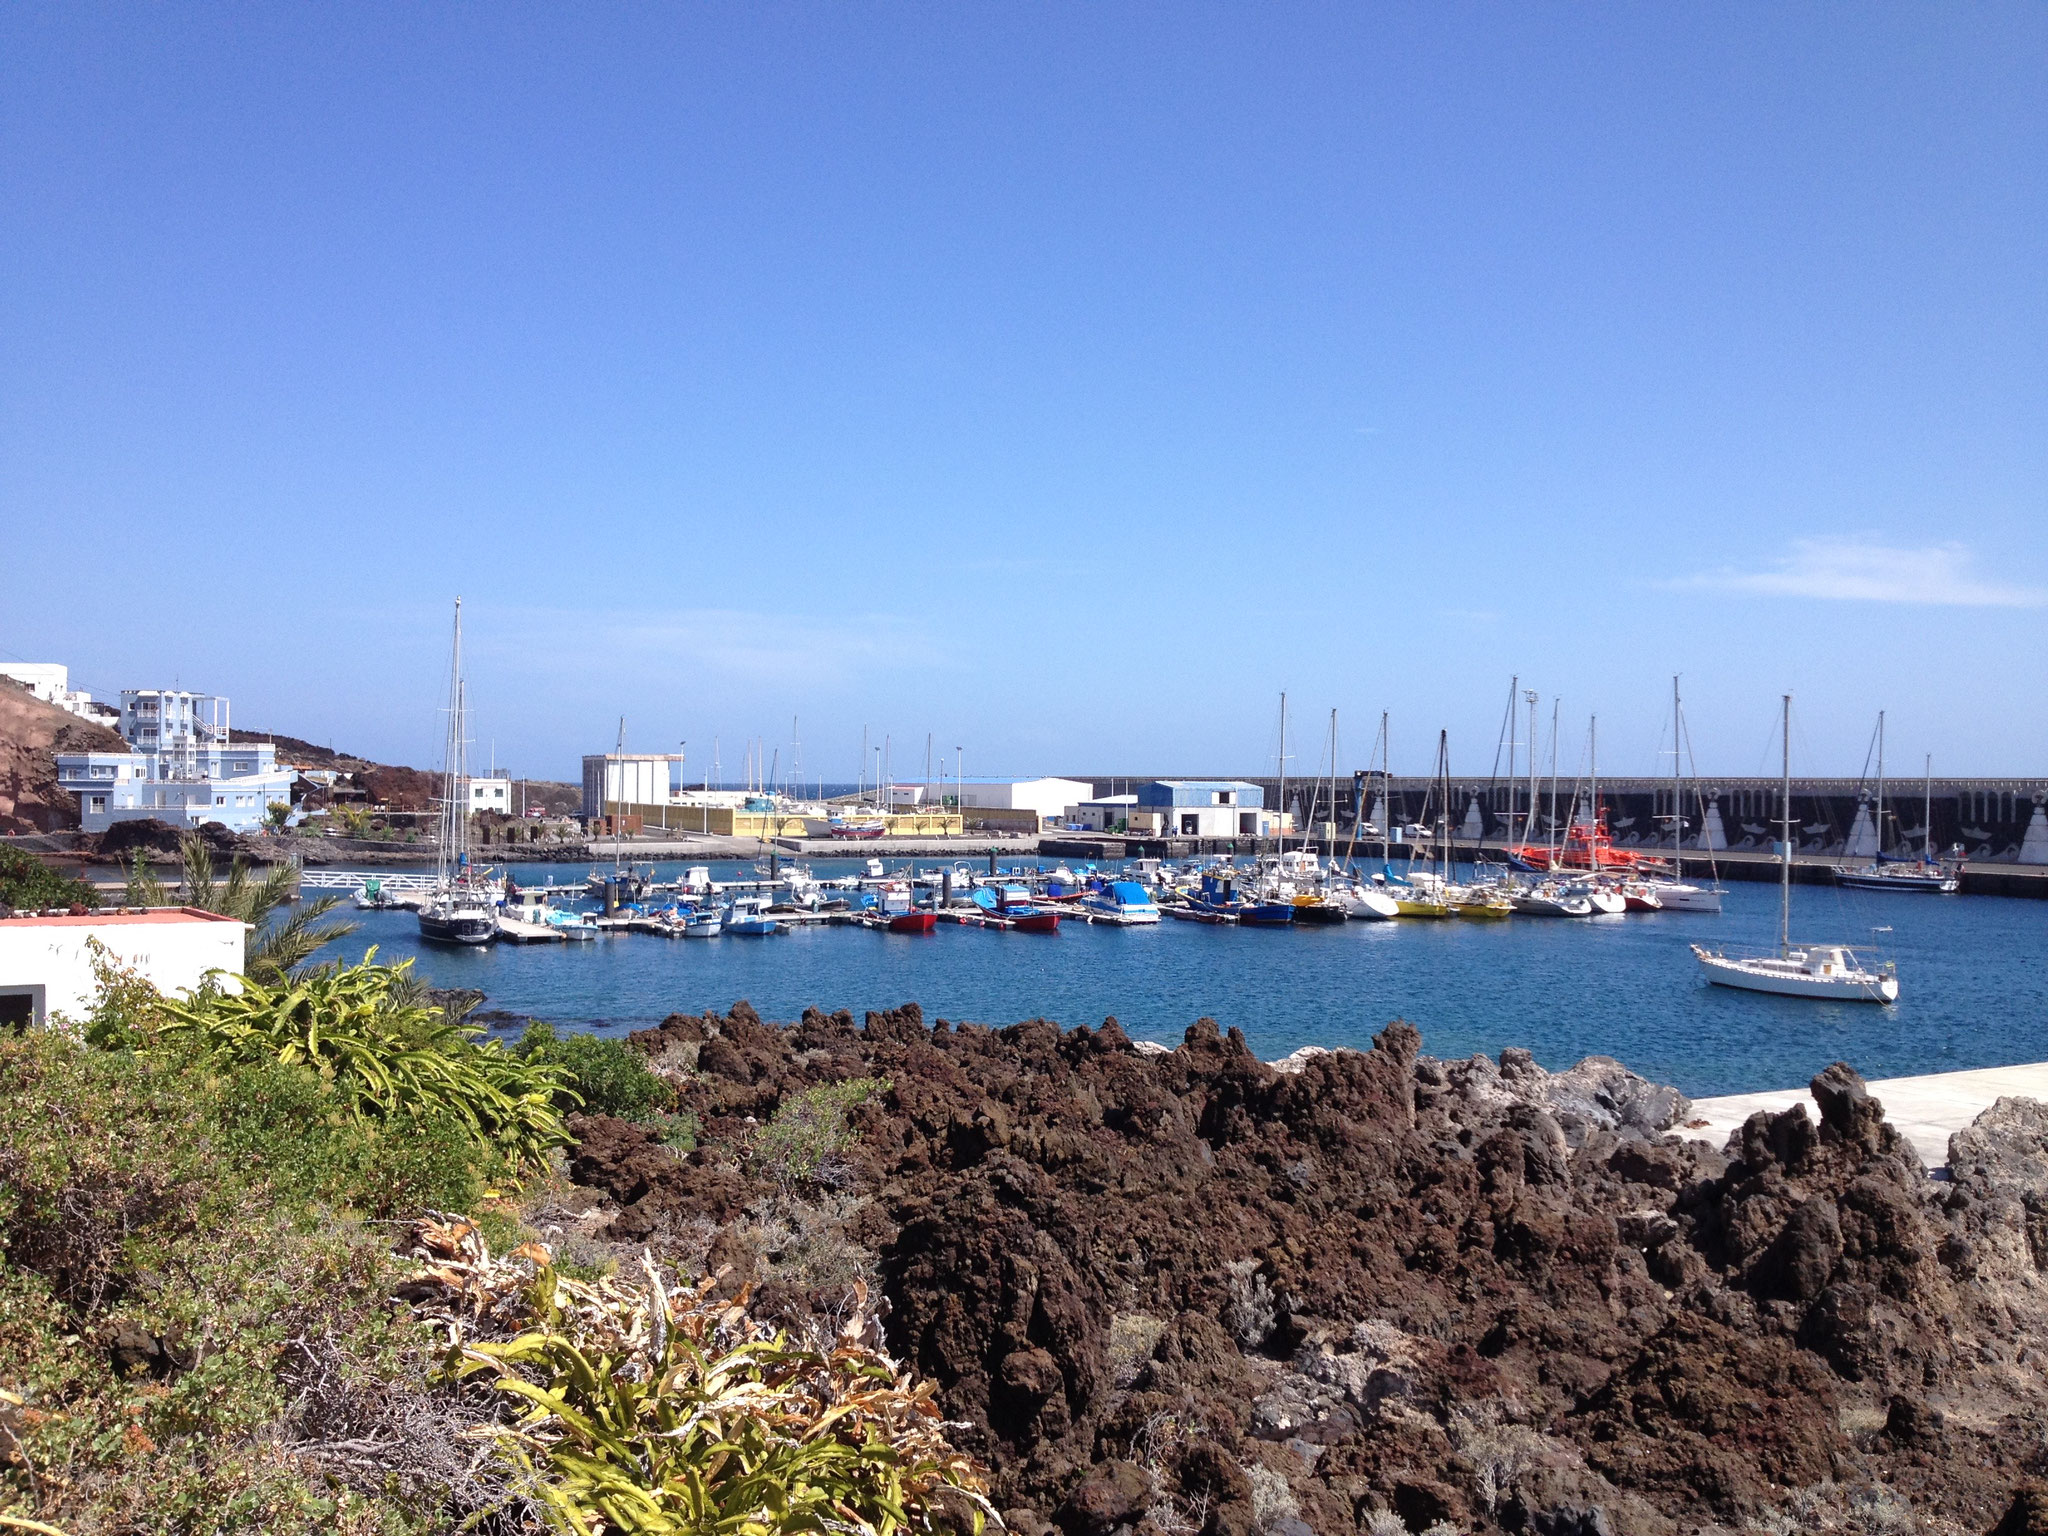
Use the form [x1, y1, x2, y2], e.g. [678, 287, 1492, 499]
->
[0, 683, 128, 833]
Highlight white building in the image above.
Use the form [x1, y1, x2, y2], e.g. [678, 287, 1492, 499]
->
[1135, 780, 1274, 838]
[56, 687, 295, 833]
[0, 663, 117, 724]
[581, 753, 688, 818]
[952, 777, 1095, 824]
[0, 907, 246, 1028]
[468, 771, 513, 815]
[1063, 794, 1138, 832]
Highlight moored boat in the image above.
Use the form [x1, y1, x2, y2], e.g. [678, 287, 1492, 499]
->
[1081, 881, 1162, 924]
[1694, 694, 1900, 1005]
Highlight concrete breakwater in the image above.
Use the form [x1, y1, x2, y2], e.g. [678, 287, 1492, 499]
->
[1078, 771, 2048, 865]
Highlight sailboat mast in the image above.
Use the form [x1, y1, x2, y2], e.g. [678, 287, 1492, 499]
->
[1925, 754, 1933, 866]
[1525, 691, 1538, 855]
[1505, 676, 1518, 851]
[1876, 710, 1886, 860]
[1780, 693, 1792, 955]
[1590, 714, 1599, 845]
[1328, 708, 1338, 857]
[1673, 675, 1683, 877]
[1381, 711, 1392, 868]
[612, 716, 625, 878]
[1276, 691, 1287, 856]
[1548, 699, 1560, 862]
[437, 598, 468, 885]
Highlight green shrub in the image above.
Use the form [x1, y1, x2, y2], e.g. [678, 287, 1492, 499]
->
[515, 1020, 671, 1121]
[0, 844, 98, 911]
[442, 1238, 986, 1536]
[155, 953, 573, 1167]
[753, 1077, 890, 1187]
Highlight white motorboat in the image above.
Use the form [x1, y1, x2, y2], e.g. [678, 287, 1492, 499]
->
[1694, 694, 1899, 1005]
[683, 906, 725, 938]
[1563, 880, 1626, 915]
[1646, 880, 1723, 913]
[1511, 884, 1593, 917]
[1333, 880, 1400, 920]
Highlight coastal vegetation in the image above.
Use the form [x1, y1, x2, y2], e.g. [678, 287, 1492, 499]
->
[0, 845, 97, 911]
[0, 962, 985, 1535]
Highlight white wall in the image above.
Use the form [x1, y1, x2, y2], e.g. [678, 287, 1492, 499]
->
[0, 910, 247, 1026]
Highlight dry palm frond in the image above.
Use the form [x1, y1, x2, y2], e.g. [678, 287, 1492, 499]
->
[405, 1219, 993, 1536]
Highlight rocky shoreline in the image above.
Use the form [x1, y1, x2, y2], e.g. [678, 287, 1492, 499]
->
[533, 1002, 2048, 1536]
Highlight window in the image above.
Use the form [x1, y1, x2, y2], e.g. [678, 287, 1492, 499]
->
[88, 796, 106, 812]
[0, 988, 43, 1029]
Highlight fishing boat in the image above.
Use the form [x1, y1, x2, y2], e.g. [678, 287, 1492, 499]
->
[724, 897, 786, 936]
[1694, 695, 1899, 1003]
[1832, 739, 1961, 893]
[418, 600, 499, 947]
[682, 905, 725, 938]
[828, 816, 888, 840]
[1618, 881, 1663, 913]
[1081, 881, 1161, 924]
[994, 884, 1061, 932]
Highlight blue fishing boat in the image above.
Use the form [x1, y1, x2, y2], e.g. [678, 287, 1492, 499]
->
[1080, 881, 1161, 924]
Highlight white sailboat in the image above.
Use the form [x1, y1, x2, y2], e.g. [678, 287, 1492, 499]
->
[1649, 675, 1726, 913]
[1693, 695, 1899, 1003]
[418, 598, 499, 946]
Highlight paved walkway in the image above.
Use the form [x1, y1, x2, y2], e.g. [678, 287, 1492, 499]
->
[1689, 1062, 2048, 1168]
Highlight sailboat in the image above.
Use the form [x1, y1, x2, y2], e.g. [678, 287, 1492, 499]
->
[1831, 724, 1961, 893]
[418, 599, 499, 946]
[1693, 695, 1899, 1002]
[1647, 676, 1727, 913]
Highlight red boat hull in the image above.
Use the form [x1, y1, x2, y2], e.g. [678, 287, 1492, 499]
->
[887, 911, 937, 933]
[1008, 911, 1061, 932]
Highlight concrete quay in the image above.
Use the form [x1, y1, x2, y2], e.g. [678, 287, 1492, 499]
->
[1688, 1061, 2048, 1169]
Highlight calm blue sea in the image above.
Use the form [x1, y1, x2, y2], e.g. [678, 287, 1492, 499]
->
[310, 857, 2048, 1098]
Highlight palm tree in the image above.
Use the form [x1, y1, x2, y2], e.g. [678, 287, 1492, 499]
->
[127, 833, 359, 984]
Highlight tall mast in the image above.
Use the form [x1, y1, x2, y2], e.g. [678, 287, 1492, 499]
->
[1925, 754, 1933, 867]
[1673, 676, 1683, 877]
[1876, 710, 1886, 860]
[1328, 708, 1338, 856]
[1548, 699, 1561, 862]
[1525, 690, 1539, 854]
[612, 716, 626, 878]
[1381, 711, 1392, 868]
[1438, 730, 1451, 882]
[437, 598, 468, 885]
[1780, 693, 1792, 955]
[1505, 675, 1518, 851]
[1590, 714, 1599, 845]
[1276, 691, 1287, 855]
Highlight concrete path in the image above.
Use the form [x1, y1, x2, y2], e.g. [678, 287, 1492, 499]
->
[1688, 1062, 2048, 1168]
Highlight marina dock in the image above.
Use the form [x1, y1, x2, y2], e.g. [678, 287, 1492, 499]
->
[1688, 1060, 2048, 1169]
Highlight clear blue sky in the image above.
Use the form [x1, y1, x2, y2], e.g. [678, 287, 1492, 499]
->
[4, 6, 2042, 784]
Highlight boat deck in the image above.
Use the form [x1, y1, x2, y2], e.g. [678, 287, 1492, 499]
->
[1688, 1060, 2048, 1169]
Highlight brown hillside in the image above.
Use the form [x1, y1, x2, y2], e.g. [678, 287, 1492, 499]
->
[0, 681, 129, 833]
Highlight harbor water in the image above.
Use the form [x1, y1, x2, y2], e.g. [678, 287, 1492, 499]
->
[314, 857, 2048, 1099]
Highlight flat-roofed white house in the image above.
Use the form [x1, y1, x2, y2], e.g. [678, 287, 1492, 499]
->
[0, 663, 117, 723]
[1136, 780, 1274, 838]
[953, 777, 1095, 826]
[0, 907, 246, 1028]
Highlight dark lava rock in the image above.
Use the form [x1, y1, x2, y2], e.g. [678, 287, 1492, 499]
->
[561, 1007, 2048, 1533]
[1991, 1484, 2048, 1536]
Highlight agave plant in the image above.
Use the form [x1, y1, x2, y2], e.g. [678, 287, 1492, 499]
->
[127, 832, 358, 983]
[156, 954, 572, 1165]
[413, 1218, 989, 1536]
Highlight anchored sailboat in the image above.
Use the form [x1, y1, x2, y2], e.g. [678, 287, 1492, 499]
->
[418, 598, 498, 946]
[1692, 695, 1898, 1003]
